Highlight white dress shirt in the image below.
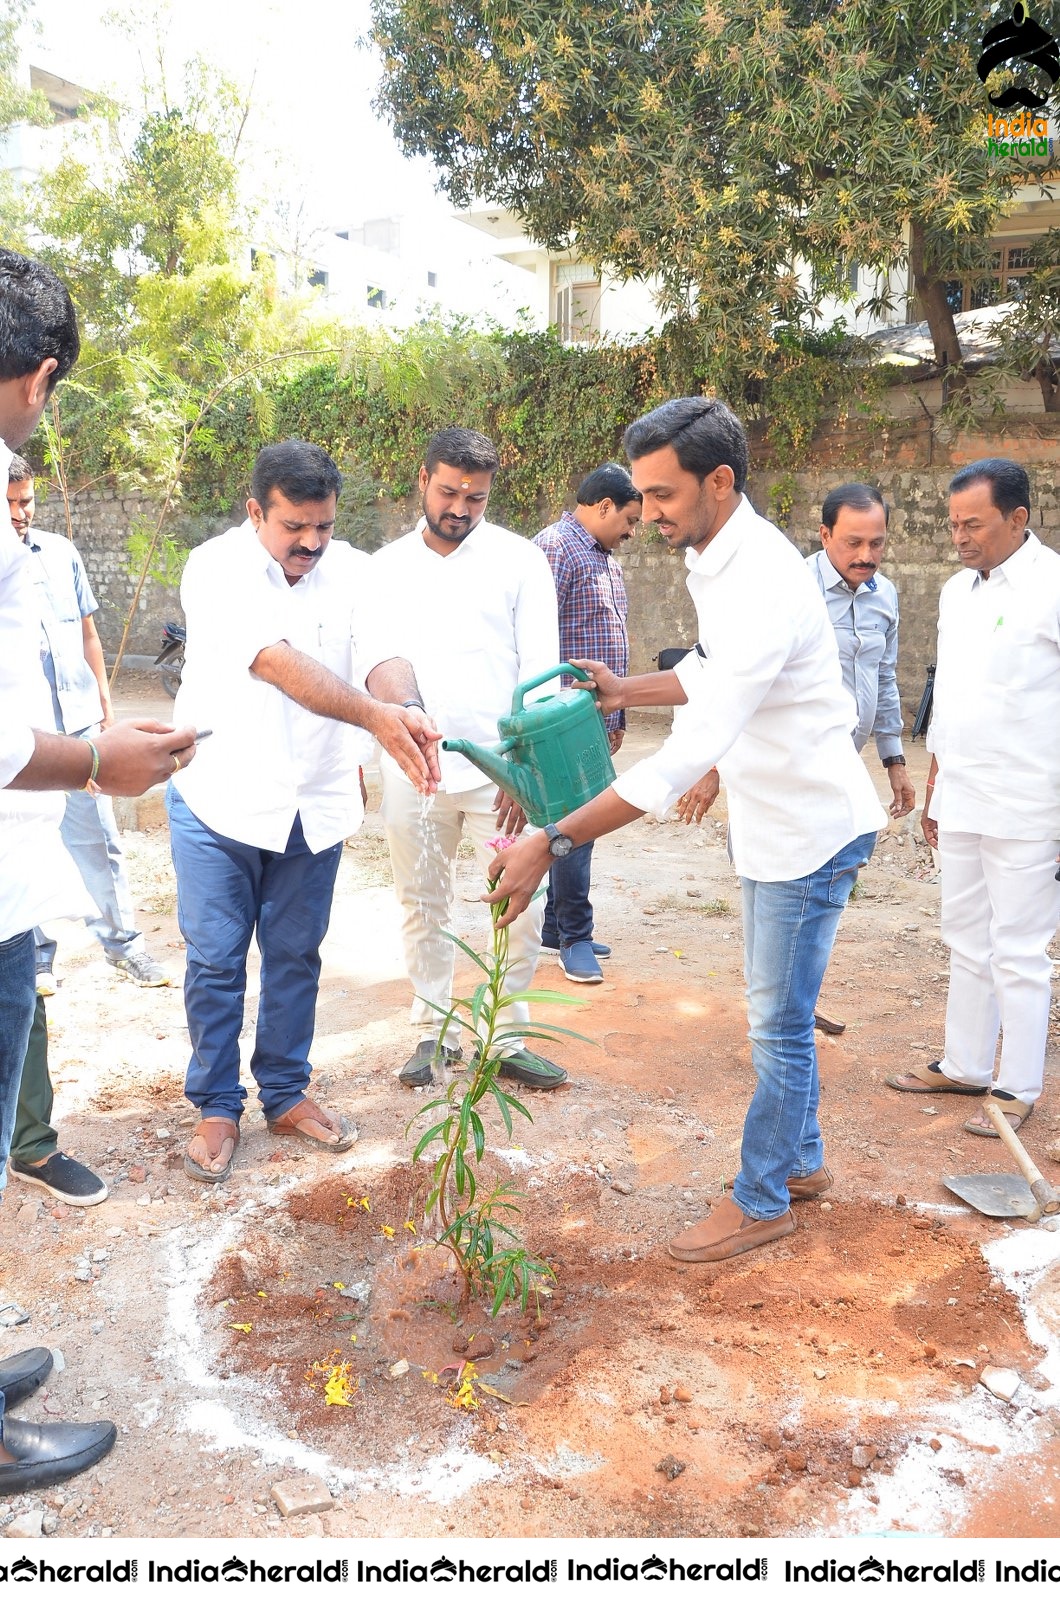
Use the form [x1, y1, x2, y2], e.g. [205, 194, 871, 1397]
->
[367, 518, 560, 794]
[614, 496, 885, 882]
[928, 532, 1060, 840]
[806, 548, 903, 760]
[0, 437, 89, 941]
[172, 521, 376, 853]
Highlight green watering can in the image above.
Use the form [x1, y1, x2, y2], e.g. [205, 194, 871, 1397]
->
[442, 664, 616, 827]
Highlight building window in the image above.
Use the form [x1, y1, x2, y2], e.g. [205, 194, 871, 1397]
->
[367, 285, 387, 310]
[334, 230, 349, 241]
[308, 268, 328, 289]
[846, 262, 859, 293]
[427, 270, 438, 288]
[551, 261, 601, 342]
[940, 241, 1036, 314]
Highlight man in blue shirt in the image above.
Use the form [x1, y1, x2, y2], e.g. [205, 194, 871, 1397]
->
[806, 482, 915, 820]
[7, 456, 168, 991]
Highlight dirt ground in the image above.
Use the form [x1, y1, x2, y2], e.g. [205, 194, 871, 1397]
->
[2, 673, 1059, 1542]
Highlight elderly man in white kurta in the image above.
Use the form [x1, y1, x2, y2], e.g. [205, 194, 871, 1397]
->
[887, 458, 1060, 1136]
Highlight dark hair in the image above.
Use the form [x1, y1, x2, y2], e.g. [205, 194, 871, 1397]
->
[821, 482, 889, 531]
[576, 462, 642, 509]
[424, 426, 499, 478]
[251, 439, 343, 510]
[949, 458, 1031, 518]
[623, 396, 748, 494]
[6, 452, 33, 483]
[0, 250, 80, 392]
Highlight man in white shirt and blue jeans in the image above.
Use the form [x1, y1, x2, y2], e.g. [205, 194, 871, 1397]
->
[888, 459, 1060, 1137]
[169, 440, 440, 1182]
[487, 398, 884, 1263]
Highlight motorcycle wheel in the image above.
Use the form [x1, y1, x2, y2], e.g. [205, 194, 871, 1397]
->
[160, 655, 183, 698]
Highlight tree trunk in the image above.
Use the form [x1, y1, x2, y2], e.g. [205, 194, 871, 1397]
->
[1035, 356, 1060, 413]
[908, 217, 967, 398]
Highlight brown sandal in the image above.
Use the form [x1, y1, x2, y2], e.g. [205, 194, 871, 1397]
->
[184, 1116, 240, 1183]
[964, 1094, 1034, 1138]
[885, 1060, 984, 1095]
[267, 1097, 357, 1151]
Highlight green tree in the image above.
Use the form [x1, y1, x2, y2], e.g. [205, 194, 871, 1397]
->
[371, 0, 1054, 406]
[0, 0, 54, 244]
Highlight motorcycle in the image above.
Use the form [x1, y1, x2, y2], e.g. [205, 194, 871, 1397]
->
[155, 620, 186, 699]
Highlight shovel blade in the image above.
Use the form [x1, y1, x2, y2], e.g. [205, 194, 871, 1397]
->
[944, 1172, 1039, 1220]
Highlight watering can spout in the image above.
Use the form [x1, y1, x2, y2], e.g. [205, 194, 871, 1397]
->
[440, 737, 531, 805]
[440, 665, 615, 828]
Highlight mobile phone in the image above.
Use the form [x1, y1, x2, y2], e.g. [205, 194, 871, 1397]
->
[194, 729, 213, 741]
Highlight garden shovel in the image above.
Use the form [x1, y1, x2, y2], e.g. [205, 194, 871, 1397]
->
[944, 1101, 1060, 1222]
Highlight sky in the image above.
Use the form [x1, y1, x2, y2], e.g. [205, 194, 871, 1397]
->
[27, 0, 492, 264]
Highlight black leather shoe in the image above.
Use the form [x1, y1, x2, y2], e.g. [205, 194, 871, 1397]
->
[398, 1040, 463, 1088]
[0, 1348, 52, 1410]
[0, 1417, 116, 1494]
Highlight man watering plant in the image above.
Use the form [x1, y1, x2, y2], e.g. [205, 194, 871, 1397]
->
[487, 397, 885, 1265]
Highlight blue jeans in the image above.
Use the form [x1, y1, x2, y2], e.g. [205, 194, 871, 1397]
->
[0, 930, 36, 1198]
[734, 830, 877, 1221]
[34, 786, 143, 968]
[166, 788, 343, 1123]
[541, 841, 595, 948]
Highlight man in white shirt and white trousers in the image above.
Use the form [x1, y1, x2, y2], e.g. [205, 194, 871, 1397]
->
[370, 427, 569, 1092]
[487, 398, 885, 1264]
[888, 458, 1060, 1137]
[170, 439, 440, 1183]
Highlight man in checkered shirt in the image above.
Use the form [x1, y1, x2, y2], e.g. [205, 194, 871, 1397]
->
[534, 464, 642, 983]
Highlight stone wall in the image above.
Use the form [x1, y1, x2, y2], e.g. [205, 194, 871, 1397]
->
[73, 416, 1059, 720]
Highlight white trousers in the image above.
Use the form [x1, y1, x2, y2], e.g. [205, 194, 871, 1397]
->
[937, 830, 1060, 1103]
[380, 769, 544, 1052]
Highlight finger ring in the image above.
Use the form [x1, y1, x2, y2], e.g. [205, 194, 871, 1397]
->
[172, 754, 181, 773]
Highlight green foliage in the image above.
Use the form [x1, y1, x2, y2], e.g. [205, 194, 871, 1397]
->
[992, 230, 1060, 414]
[370, 0, 1049, 408]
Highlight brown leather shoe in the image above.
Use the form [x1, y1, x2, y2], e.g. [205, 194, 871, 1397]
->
[668, 1196, 795, 1262]
[786, 1164, 833, 1201]
[813, 1010, 846, 1035]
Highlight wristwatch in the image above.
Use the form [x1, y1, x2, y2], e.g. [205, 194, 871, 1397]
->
[881, 755, 906, 768]
[544, 823, 575, 858]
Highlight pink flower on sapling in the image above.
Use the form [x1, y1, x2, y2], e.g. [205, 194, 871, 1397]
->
[485, 834, 518, 853]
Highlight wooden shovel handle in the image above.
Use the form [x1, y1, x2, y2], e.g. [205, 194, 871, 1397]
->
[984, 1101, 1060, 1214]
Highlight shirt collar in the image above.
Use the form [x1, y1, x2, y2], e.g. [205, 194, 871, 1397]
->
[558, 508, 607, 555]
[684, 494, 754, 578]
[818, 548, 877, 594]
[413, 514, 492, 557]
[974, 530, 1040, 589]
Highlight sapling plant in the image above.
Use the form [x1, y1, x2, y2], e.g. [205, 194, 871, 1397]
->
[409, 836, 588, 1314]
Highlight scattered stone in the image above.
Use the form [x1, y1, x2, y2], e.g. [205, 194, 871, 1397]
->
[0, 1304, 30, 1328]
[15, 1201, 41, 1228]
[72, 1265, 92, 1285]
[655, 1455, 686, 1481]
[5, 1506, 43, 1538]
[929, 1438, 942, 1452]
[658, 1386, 672, 1405]
[388, 1359, 409, 1379]
[851, 1444, 877, 1470]
[813, 1369, 828, 1381]
[785, 1451, 807, 1472]
[154, 1130, 172, 1142]
[760, 1427, 783, 1452]
[270, 1477, 335, 1518]
[847, 1469, 863, 1488]
[611, 1179, 634, 1195]
[50, 1349, 65, 1373]
[980, 1367, 1021, 1403]
[451, 1336, 469, 1354]
[128, 1166, 146, 1184]
[467, 1334, 495, 1359]
[674, 1386, 693, 1404]
[41, 1511, 58, 1536]
[136, 1194, 152, 1208]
